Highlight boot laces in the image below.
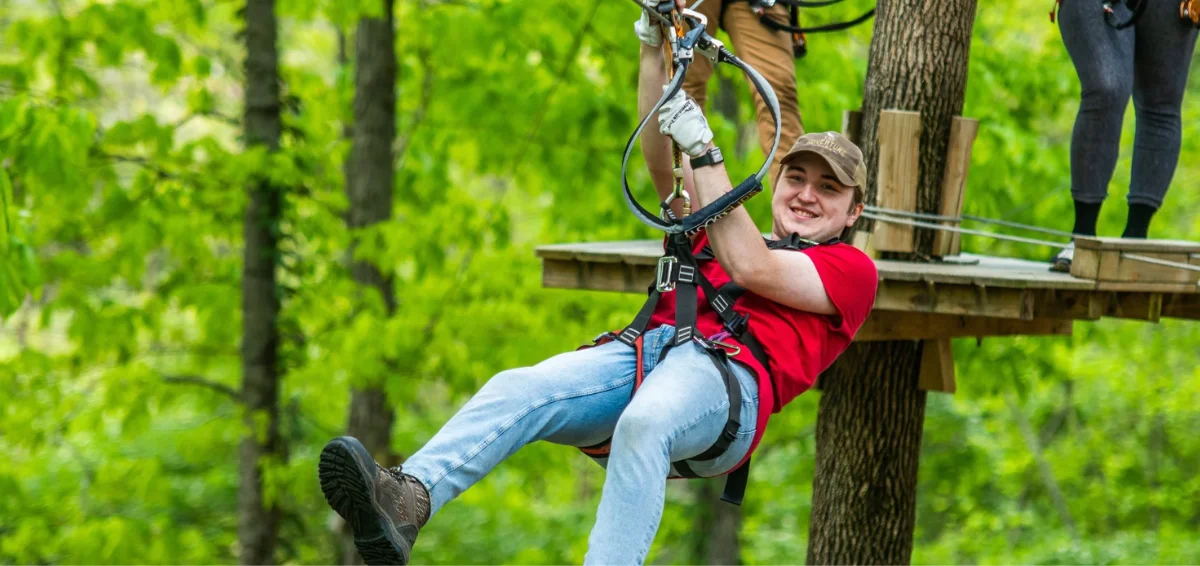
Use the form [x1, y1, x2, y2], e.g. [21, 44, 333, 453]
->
[385, 465, 431, 528]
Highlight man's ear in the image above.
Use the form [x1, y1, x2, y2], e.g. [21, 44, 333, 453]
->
[845, 202, 864, 227]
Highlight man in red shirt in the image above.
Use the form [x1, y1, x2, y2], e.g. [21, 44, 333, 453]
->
[317, 5, 878, 564]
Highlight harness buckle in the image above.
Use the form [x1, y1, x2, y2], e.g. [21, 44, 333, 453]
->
[725, 312, 750, 336]
[656, 256, 678, 292]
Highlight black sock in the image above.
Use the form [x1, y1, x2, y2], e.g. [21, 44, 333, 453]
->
[1122, 203, 1157, 239]
[1072, 200, 1102, 237]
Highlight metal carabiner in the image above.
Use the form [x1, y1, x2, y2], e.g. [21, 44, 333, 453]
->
[695, 336, 741, 357]
[661, 191, 691, 220]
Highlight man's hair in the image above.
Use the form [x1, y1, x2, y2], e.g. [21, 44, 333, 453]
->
[839, 186, 865, 243]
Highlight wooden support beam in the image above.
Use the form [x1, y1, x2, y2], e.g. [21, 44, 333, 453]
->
[1163, 293, 1200, 320]
[874, 279, 1033, 319]
[541, 258, 648, 294]
[918, 338, 956, 393]
[856, 312, 1073, 341]
[873, 110, 921, 253]
[1105, 292, 1164, 322]
[1032, 289, 1106, 320]
[934, 116, 979, 257]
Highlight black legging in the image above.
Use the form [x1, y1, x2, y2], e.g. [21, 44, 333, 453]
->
[1059, 0, 1198, 210]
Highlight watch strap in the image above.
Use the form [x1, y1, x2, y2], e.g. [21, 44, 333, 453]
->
[691, 146, 724, 169]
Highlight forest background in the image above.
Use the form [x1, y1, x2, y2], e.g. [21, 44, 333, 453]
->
[2, 0, 1199, 564]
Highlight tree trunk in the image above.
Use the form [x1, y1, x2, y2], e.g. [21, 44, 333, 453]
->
[239, 0, 283, 563]
[340, 1, 398, 563]
[808, 342, 927, 564]
[807, 1, 977, 563]
[855, 0, 978, 252]
[693, 478, 742, 564]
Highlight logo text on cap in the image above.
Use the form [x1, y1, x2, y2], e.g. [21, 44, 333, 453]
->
[805, 134, 848, 157]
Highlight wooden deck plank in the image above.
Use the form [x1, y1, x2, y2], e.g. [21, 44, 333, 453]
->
[535, 240, 1200, 337]
[856, 312, 1073, 341]
[535, 240, 1099, 290]
[1075, 236, 1200, 253]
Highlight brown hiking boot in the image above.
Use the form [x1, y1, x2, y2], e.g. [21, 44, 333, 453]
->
[319, 436, 431, 565]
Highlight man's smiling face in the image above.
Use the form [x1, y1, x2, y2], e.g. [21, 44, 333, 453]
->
[771, 153, 863, 242]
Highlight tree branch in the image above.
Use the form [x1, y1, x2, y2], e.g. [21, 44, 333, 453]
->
[1006, 392, 1078, 542]
[163, 374, 241, 401]
[415, 0, 601, 340]
[395, 44, 433, 172]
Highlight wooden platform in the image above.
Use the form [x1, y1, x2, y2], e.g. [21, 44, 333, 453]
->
[536, 240, 1200, 342]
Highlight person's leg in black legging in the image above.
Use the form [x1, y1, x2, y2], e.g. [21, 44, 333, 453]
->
[1125, 1, 1199, 238]
[1058, 0, 1136, 238]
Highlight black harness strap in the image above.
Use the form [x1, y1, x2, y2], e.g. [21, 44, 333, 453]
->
[1103, 0, 1147, 29]
[722, 0, 876, 58]
[582, 233, 838, 505]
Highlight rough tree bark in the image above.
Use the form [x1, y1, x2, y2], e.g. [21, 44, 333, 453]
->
[239, 0, 283, 563]
[340, 1, 398, 563]
[694, 478, 742, 564]
[807, 1, 978, 563]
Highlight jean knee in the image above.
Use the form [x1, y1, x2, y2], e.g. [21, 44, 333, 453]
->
[476, 367, 547, 404]
[611, 403, 674, 452]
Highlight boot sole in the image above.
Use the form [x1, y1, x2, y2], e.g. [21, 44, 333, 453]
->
[318, 436, 411, 565]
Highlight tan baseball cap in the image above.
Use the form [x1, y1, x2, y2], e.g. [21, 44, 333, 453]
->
[780, 131, 867, 188]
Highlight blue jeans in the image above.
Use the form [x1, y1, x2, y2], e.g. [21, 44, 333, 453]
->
[400, 324, 760, 564]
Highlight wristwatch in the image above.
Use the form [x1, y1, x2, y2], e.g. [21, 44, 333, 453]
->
[690, 146, 724, 169]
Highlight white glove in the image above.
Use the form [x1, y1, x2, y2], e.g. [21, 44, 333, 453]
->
[657, 88, 713, 157]
[634, 10, 663, 47]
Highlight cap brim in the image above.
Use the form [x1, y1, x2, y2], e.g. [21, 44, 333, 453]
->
[782, 147, 859, 188]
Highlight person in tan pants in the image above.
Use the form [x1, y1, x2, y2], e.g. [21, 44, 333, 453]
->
[681, 0, 804, 190]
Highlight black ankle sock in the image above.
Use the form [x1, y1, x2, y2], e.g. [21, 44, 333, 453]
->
[1122, 203, 1157, 239]
[1072, 200, 1102, 236]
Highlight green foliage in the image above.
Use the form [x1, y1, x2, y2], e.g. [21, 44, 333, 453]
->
[1, 0, 1197, 564]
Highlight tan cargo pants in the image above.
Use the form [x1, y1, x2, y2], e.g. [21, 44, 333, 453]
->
[682, 0, 803, 190]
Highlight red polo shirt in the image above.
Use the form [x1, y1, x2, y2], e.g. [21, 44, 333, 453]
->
[647, 231, 878, 469]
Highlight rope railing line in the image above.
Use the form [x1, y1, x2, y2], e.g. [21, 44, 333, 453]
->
[860, 211, 1069, 249]
[862, 211, 1200, 280]
[862, 205, 1076, 239]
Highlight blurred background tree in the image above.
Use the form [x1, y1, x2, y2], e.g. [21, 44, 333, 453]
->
[0, 0, 1197, 563]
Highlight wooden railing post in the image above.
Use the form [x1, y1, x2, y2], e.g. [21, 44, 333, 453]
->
[934, 116, 980, 257]
[873, 109, 921, 253]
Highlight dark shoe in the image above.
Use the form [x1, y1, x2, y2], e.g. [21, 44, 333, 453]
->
[1050, 240, 1074, 273]
[319, 436, 431, 565]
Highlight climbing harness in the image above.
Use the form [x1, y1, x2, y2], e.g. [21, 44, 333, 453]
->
[1103, 0, 1147, 29]
[585, 1, 791, 506]
[1182, 0, 1200, 27]
[729, 0, 876, 58]
[578, 234, 838, 505]
[621, 1, 782, 237]
[1048, 0, 1153, 27]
